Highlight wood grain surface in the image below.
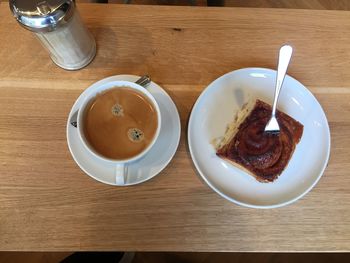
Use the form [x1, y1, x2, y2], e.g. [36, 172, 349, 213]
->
[0, 4, 349, 252]
[225, 0, 350, 10]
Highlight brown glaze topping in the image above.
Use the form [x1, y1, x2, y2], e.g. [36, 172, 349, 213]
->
[217, 100, 303, 182]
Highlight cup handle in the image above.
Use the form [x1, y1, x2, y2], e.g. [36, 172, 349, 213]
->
[115, 163, 128, 185]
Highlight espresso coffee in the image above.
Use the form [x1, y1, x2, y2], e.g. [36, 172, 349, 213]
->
[83, 87, 158, 160]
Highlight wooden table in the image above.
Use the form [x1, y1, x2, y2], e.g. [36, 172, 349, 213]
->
[0, 3, 349, 252]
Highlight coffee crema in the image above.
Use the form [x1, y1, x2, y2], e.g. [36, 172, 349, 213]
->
[83, 87, 158, 160]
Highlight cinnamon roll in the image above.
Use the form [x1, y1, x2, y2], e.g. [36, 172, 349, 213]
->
[216, 100, 303, 182]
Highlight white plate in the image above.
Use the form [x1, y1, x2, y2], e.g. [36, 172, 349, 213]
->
[67, 75, 181, 186]
[188, 68, 331, 208]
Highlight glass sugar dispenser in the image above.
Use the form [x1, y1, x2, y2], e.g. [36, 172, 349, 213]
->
[9, 0, 96, 70]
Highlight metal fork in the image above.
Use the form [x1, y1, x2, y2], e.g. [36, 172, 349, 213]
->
[264, 45, 293, 133]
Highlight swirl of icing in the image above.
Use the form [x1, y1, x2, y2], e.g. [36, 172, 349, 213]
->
[236, 117, 282, 169]
[234, 115, 294, 177]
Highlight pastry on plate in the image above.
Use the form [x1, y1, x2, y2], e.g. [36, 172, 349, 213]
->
[216, 99, 303, 182]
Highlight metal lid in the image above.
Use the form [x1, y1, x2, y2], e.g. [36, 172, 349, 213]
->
[9, 0, 75, 33]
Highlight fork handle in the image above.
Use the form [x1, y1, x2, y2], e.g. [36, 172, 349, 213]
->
[271, 45, 293, 117]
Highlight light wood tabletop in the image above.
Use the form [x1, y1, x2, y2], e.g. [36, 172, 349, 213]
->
[0, 3, 349, 252]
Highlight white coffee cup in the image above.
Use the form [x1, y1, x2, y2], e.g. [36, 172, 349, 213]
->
[77, 80, 161, 185]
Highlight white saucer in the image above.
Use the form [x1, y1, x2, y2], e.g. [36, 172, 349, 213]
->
[67, 75, 181, 186]
[188, 68, 331, 208]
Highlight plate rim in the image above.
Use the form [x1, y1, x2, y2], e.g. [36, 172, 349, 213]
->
[66, 74, 181, 186]
[188, 67, 331, 209]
